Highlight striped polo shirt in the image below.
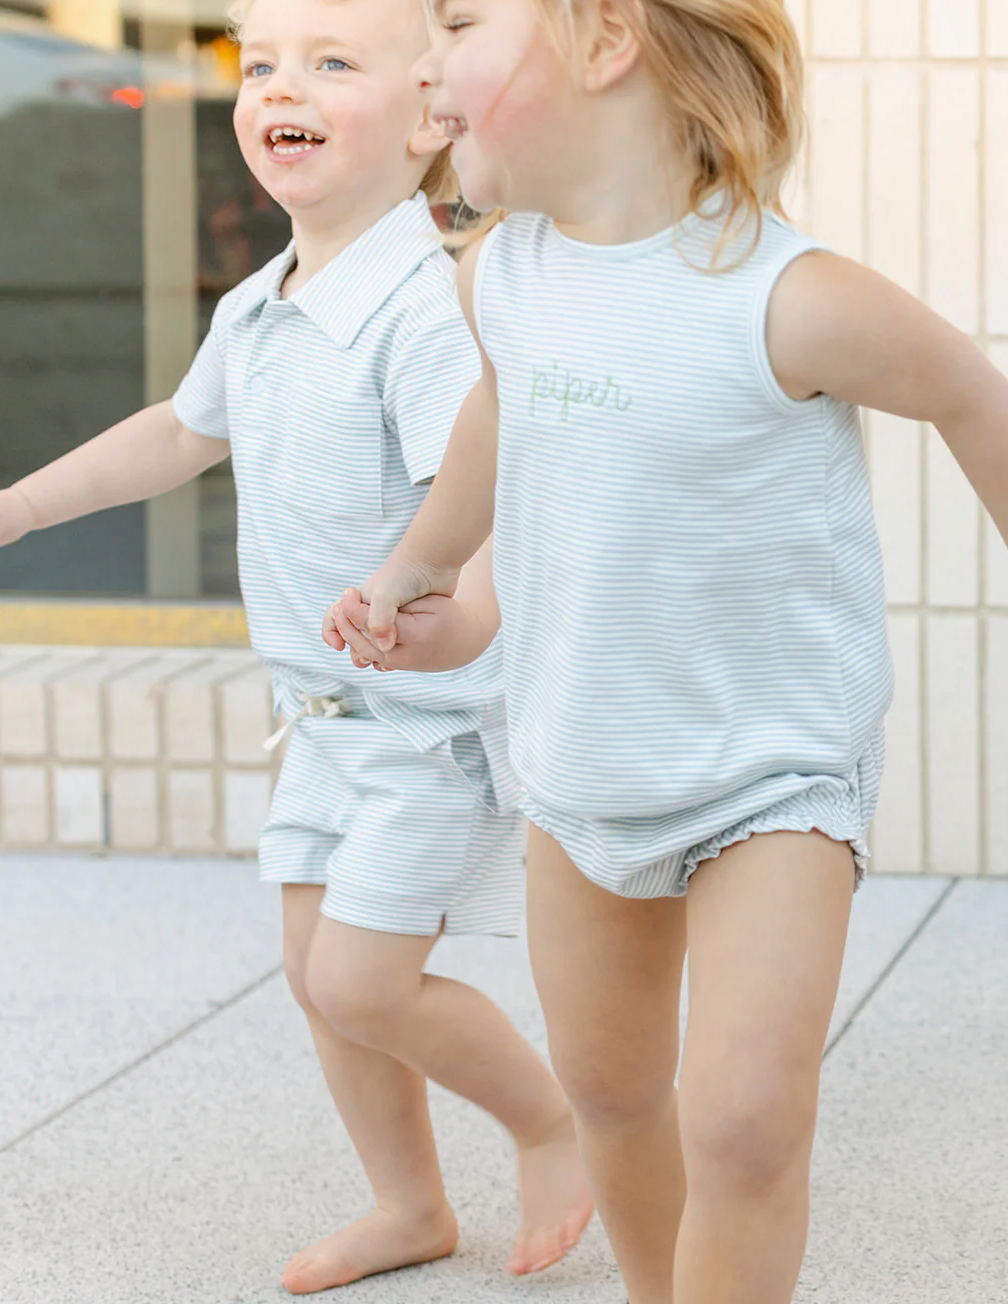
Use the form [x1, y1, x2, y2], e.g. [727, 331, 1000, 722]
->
[173, 194, 501, 753]
[474, 208, 894, 839]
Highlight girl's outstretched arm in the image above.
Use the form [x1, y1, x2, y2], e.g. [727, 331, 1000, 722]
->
[0, 401, 229, 547]
[766, 251, 1008, 540]
[328, 239, 500, 654]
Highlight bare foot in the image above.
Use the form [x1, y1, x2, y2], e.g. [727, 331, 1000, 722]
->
[508, 1117, 595, 1275]
[281, 1204, 459, 1295]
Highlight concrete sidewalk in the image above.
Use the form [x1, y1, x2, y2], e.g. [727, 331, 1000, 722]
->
[1, 856, 1005, 1304]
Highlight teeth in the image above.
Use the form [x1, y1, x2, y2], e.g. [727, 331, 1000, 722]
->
[269, 126, 324, 145]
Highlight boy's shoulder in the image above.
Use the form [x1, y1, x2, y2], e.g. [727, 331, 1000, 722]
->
[378, 244, 470, 348]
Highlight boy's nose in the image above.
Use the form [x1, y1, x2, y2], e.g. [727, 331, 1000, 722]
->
[263, 63, 307, 105]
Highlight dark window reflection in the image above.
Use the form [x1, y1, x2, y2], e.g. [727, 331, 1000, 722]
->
[0, 11, 288, 598]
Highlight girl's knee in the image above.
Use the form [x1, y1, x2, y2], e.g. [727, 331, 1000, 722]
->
[679, 1069, 818, 1195]
[552, 1042, 679, 1129]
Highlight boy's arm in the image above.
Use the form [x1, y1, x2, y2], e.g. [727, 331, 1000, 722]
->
[354, 239, 501, 652]
[0, 401, 230, 546]
[767, 252, 1008, 541]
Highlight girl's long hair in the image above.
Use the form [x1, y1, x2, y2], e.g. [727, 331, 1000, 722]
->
[550, 1, 804, 246]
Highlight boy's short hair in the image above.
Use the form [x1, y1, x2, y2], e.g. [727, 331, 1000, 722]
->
[226, 0, 458, 204]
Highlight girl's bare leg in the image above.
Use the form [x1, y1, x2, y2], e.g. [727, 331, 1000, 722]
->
[302, 907, 593, 1280]
[524, 824, 689, 1304]
[674, 832, 854, 1304]
[280, 886, 457, 1295]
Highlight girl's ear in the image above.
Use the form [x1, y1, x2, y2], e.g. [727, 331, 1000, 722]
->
[409, 106, 449, 160]
[581, 0, 643, 92]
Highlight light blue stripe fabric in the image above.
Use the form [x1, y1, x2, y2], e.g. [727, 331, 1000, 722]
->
[474, 208, 893, 879]
[172, 194, 507, 747]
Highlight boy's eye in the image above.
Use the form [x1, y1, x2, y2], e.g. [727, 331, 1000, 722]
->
[443, 16, 473, 31]
[244, 62, 273, 78]
[320, 57, 350, 72]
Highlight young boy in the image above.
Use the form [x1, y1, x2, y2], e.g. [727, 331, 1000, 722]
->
[0, 0, 591, 1293]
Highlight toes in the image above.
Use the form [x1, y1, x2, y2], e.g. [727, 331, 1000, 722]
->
[508, 1230, 567, 1276]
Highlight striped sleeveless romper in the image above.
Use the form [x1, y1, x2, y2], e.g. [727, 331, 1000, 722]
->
[473, 208, 894, 899]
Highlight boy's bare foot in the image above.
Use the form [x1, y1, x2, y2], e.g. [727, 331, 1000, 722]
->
[508, 1117, 595, 1275]
[281, 1204, 459, 1295]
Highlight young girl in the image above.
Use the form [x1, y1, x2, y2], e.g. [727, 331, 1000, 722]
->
[325, 2, 1008, 1301]
[0, 0, 593, 1293]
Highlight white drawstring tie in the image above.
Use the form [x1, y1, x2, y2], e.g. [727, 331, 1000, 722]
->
[263, 693, 351, 752]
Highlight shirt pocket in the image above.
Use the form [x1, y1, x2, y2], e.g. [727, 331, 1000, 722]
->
[276, 382, 385, 522]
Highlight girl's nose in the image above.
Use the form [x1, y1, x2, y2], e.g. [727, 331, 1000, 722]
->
[412, 45, 442, 92]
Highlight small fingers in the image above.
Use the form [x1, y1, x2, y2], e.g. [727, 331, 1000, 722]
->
[334, 603, 387, 668]
[321, 603, 347, 652]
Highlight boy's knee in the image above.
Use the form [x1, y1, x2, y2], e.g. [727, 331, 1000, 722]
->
[679, 1070, 817, 1195]
[304, 951, 413, 1045]
[284, 945, 314, 1014]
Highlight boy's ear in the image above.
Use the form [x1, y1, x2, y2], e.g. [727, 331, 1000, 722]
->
[409, 106, 449, 160]
[581, 0, 642, 92]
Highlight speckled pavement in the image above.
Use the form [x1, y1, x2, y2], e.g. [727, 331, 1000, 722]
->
[1, 856, 1005, 1303]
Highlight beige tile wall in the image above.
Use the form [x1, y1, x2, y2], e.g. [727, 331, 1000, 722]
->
[0, 649, 280, 856]
[789, 0, 1007, 876]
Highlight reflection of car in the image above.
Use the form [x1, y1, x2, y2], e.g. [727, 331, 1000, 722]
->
[0, 16, 283, 597]
[1, 25, 163, 117]
[0, 18, 238, 120]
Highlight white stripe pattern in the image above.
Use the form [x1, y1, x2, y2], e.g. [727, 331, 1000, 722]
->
[474, 208, 894, 887]
[172, 194, 507, 757]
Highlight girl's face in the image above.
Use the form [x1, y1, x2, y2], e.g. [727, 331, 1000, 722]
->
[234, 0, 440, 222]
[416, 0, 582, 214]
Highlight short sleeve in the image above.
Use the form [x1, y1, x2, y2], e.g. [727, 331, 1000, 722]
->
[172, 312, 231, 441]
[383, 309, 481, 486]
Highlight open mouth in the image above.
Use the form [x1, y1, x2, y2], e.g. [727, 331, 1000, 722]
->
[265, 126, 328, 158]
[432, 115, 468, 144]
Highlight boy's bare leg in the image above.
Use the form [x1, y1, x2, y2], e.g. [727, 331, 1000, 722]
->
[524, 825, 689, 1304]
[281, 886, 457, 1295]
[673, 832, 853, 1304]
[304, 913, 593, 1278]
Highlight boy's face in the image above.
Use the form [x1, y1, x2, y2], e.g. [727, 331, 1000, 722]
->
[234, 0, 440, 222]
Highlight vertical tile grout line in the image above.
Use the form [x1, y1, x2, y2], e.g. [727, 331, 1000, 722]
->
[977, 0, 990, 877]
[919, 0, 933, 877]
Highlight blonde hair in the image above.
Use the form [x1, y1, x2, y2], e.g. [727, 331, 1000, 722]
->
[541, 0, 804, 253]
[226, 0, 459, 205]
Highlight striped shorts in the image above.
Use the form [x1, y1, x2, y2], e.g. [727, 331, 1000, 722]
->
[260, 710, 525, 937]
[523, 730, 885, 900]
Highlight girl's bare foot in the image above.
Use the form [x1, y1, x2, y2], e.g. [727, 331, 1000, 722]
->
[281, 1203, 459, 1295]
[508, 1116, 595, 1275]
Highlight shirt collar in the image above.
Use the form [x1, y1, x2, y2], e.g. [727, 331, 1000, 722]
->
[228, 195, 442, 346]
[296, 194, 445, 348]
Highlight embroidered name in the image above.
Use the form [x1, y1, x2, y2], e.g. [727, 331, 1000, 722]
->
[530, 363, 633, 421]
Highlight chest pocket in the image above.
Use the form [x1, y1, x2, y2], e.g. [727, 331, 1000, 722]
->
[276, 362, 386, 522]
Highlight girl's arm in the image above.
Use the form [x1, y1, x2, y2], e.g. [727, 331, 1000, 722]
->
[333, 240, 500, 653]
[0, 401, 230, 547]
[326, 537, 500, 673]
[767, 252, 1008, 540]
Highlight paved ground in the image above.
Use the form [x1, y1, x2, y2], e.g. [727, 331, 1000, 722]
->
[1, 855, 1005, 1303]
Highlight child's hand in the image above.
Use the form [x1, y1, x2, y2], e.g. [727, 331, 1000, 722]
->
[0, 487, 35, 548]
[323, 556, 461, 656]
[326, 587, 495, 673]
